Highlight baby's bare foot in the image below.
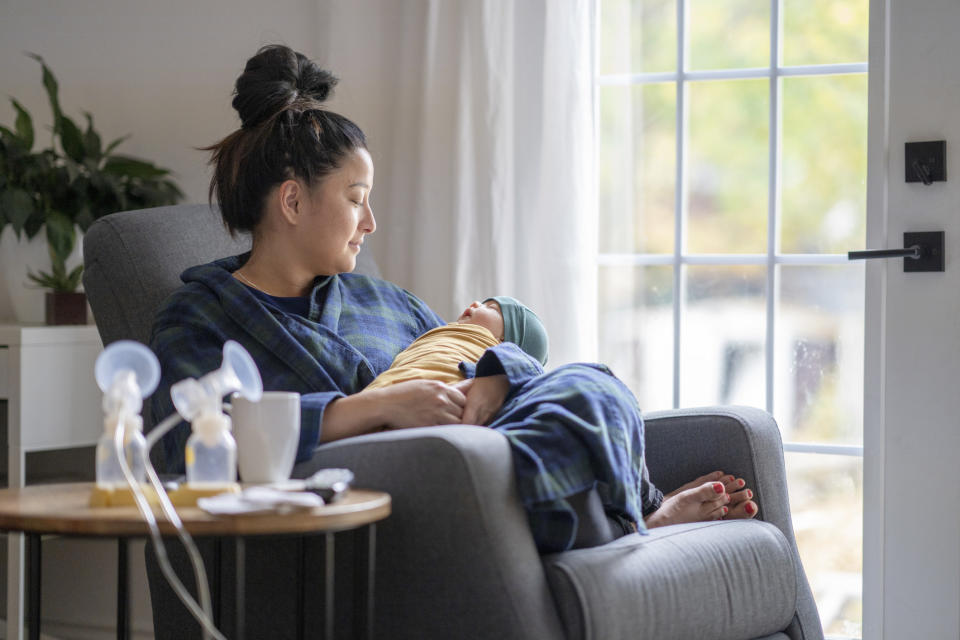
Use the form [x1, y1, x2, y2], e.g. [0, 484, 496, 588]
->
[645, 480, 729, 528]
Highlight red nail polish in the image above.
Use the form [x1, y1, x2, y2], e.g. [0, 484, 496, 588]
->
[747, 489, 753, 499]
[722, 507, 728, 515]
[737, 479, 745, 488]
[713, 482, 724, 494]
[745, 503, 755, 514]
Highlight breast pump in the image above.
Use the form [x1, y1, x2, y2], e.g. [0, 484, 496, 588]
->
[93, 340, 160, 490]
[170, 340, 263, 489]
[92, 339, 263, 640]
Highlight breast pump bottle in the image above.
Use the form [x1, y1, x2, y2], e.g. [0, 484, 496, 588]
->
[184, 402, 237, 486]
[170, 341, 263, 489]
[96, 370, 148, 487]
[93, 341, 161, 491]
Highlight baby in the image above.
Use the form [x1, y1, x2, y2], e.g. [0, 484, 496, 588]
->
[366, 296, 548, 390]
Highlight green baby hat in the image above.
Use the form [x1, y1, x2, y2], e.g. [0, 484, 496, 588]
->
[483, 296, 549, 366]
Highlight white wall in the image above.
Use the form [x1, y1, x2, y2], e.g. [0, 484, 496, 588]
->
[316, 1, 407, 284]
[0, 0, 329, 205]
[0, 1, 406, 280]
[866, 0, 960, 637]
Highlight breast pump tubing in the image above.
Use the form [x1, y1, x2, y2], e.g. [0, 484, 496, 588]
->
[114, 412, 226, 640]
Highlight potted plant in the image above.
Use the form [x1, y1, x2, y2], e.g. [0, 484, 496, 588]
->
[0, 53, 183, 324]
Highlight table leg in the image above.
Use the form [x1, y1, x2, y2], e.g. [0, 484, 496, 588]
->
[6, 447, 25, 640]
[295, 537, 305, 640]
[26, 534, 40, 640]
[322, 532, 334, 640]
[117, 538, 129, 640]
[212, 537, 222, 629]
[353, 525, 376, 640]
[7, 532, 24, 640]
[235, 537, 245, 640]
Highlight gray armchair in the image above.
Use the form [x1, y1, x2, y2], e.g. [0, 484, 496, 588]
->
[83, 204, 823, 640]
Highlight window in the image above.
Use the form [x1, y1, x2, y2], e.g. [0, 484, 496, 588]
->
[597, 1, 868, 636]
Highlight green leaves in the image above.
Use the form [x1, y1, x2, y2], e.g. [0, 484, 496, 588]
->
[26, 52, 63, 139]
[0, 188, 34, 236]
[82, 113, 101, 160]
[12, 100, 33, 150]
[27, 263, 83, 293]
[0, 52, 184, 292]
[103, 134, 129, 157]
[103, 155, 171, 179]
[45, 209, 75, 266]
[59, 115, 85, 163]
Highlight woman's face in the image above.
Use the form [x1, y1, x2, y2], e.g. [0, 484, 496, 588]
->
[300, 147, 376, 275]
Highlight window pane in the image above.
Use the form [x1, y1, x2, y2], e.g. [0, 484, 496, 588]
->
[786, 452, 862, 638]
[775, 265, 864, 445]
[600, 0, 677, 74]
[688, 0, 770, 71]
[681, 265, 765, 407]
[781, 75, 868, 254]
[782, 0, 870, 66]
[600, 84, 676, 254]
[687, 79, 769, 254]
[599, 265, 674, 411]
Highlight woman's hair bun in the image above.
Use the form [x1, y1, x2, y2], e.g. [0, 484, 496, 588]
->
[232, 44, 338, 129]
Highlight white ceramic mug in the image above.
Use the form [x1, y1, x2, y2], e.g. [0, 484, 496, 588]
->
[230, 391, 301, 484]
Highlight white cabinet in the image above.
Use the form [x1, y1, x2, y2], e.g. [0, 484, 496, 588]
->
[0, 325, 103, 640]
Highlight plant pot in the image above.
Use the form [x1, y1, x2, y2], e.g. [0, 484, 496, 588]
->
[45, 292, 87, 325]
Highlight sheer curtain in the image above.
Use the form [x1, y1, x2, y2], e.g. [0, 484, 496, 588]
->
[325, 0, 597, 366]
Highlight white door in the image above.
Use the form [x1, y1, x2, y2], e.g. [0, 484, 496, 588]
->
[864, 0, 960, 637]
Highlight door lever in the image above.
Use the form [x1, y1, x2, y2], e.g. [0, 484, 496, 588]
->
[847, 231, 944, 272]
[848, 246, 921, 260]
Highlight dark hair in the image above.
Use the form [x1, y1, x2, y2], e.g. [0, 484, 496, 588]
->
[204, 45, 368, 234]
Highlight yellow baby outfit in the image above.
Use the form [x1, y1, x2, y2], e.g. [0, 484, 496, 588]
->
[365, 323, 500, 389]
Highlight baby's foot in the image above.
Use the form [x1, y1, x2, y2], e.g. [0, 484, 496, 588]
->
[644, 480, 730, 528]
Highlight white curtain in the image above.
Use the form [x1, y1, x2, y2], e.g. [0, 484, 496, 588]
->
[325, 0, 597, 366]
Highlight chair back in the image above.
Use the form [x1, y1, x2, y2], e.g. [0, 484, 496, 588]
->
[82, 203, 381, 346]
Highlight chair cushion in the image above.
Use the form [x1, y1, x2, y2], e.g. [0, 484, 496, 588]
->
[542, 520, 798, 640]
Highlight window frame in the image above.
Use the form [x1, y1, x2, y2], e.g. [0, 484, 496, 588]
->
[596, 0, 867, 459]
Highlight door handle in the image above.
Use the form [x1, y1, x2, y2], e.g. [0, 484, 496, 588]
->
[848, 246, 921, 260]
[847, 231, 944, 272]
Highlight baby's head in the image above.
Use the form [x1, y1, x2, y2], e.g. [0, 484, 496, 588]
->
[456, 296, 549, 365]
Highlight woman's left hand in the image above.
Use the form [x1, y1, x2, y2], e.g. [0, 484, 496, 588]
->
[455, 375, 509, 426]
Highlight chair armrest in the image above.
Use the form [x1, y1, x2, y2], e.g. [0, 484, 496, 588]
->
[293, 425, 566, 640]
[643, 405, 823, 640]
[643, 405, 788, 529]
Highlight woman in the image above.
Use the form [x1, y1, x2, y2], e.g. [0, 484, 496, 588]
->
[150, 45, 757, 554]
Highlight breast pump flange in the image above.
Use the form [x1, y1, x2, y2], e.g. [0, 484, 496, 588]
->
[168, 340, 263, 502]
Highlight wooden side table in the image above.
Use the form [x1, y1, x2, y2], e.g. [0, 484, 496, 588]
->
[0, 483, 391, 640]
